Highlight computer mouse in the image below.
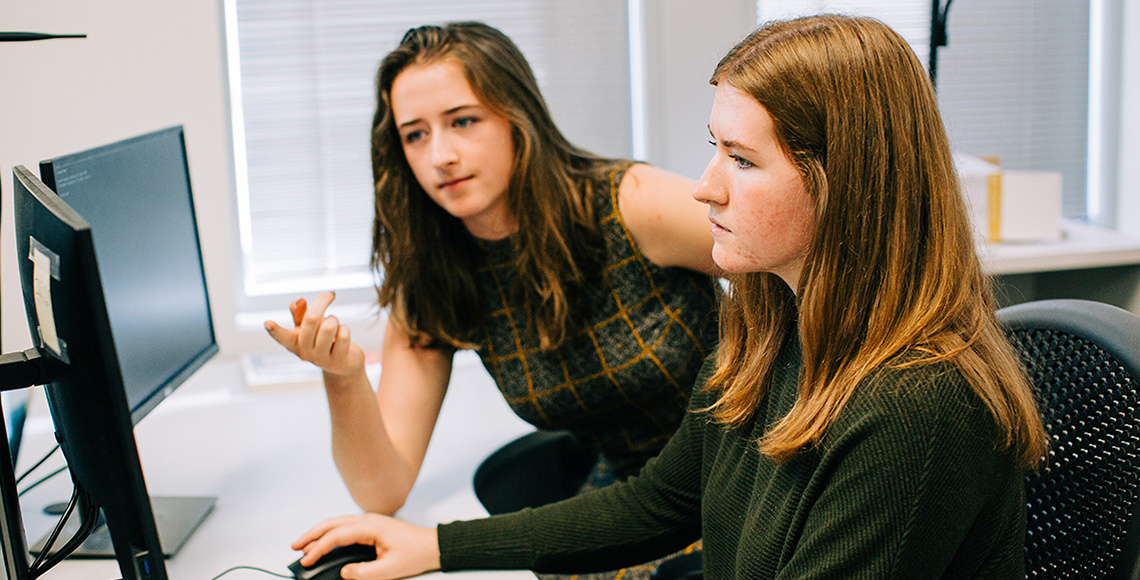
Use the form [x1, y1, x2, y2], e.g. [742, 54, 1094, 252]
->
[288, 543, 377, 580]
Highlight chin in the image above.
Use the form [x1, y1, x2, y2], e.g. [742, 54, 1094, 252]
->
[711, 252, 749, 275]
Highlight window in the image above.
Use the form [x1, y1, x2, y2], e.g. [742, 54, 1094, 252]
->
[757, 0, 1118, 222]
[225, 0, 633, 316]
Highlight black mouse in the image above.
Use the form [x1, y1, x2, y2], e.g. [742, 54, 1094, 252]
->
[288, 543, 377, 580]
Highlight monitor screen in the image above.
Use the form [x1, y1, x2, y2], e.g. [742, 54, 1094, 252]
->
[39, 126, 217, 423]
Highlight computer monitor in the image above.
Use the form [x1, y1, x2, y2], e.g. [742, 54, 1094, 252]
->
[0, 126, 220, 579]
[39, 126, 217, 424]
[8, 164, 164, 578]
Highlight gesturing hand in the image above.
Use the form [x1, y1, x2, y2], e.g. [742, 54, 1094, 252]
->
[292, 513, 441, 580]
[264, 291, 366, 376]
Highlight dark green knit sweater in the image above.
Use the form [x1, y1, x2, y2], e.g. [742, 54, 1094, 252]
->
[439, 338, 1027, 579]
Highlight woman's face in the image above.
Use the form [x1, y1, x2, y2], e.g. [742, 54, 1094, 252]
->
[693, 83, 815, 292]
[390, 59, 517, 240]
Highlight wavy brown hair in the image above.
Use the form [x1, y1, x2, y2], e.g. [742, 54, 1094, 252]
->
[370, 22, 623, 348]
[704, 14, 1048, 469]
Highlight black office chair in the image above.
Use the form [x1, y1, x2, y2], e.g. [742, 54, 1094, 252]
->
[998, 299, 1140, 579]
[473, 430, 598, 515]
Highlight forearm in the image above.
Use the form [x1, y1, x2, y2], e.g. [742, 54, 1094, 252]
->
[324, 367, 417, 514]
[326, 321, 453, 515]
[439, 479, 700, 573]
[439, 411, 705, 574]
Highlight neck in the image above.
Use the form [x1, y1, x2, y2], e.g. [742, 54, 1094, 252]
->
[463, 214, 517, 240]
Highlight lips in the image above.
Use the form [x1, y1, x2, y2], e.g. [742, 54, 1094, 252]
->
[709, 216, 730, 234]
[439, 175, 474, 189]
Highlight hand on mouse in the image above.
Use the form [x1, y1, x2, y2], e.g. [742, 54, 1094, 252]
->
[292, 513, 440, 580]
[265, 291, 366, 377]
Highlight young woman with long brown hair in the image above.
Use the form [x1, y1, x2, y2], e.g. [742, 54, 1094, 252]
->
[265, 20, 719, 580]
[286, 14, 1048, 580]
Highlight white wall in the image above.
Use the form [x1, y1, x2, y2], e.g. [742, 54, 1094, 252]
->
[0, 0, 248, 358]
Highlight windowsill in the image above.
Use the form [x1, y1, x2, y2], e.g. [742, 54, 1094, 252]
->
[237, 347, 487, 391]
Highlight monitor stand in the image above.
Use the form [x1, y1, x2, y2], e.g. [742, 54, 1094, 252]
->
[30, 495, 215, 558]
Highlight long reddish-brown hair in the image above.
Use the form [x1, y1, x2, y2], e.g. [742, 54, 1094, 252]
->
[704, 14, 1047, 469]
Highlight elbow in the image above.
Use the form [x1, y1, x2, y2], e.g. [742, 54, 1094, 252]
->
[356, 496, 405, 516]
[350, 482, 410, 516]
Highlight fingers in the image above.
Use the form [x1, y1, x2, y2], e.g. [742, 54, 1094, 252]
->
[298, 292, 334, 339]
[292, 515, 370, 565]
[263, 320, 298, 350]
[294, 516, 388, 568]
[265, 292, 342, 353]
[313, 315, 341, 355]
[291, 515, 438, 580]
[330, 324, 353, 360]
[264, 292, 365, 375]
[291, 297, 307, 327]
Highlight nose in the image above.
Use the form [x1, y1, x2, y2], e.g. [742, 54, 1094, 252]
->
[430, 131, 459, 170]
[692, 155, 725, 206]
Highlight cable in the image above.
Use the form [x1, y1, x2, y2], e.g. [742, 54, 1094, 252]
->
[28, 485, 99, 578]
[206, 565, 295, 579]
[18, 464, 68, 497]
[13, 445, 289, 580]
[14, 444, 60, 486]
[27, 485, 79, 574]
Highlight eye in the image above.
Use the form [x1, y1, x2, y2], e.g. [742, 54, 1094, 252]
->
[708, 139, 716, 147]
[729, 154, 754, 169]
[402, 130, 425, 145]
[454, 116, 478, 128]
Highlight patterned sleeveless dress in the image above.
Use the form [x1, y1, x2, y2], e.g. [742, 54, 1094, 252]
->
[471, 162, 715, 579]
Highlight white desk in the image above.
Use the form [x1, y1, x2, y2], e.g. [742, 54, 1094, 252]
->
[979, 219, 1140, 275]
[975, 219, 1140, 312]
[15, 352, 537, 580]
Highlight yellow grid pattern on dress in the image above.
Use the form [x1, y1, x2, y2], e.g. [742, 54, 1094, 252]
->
[479, 166, 706, 394]
[474, 163, 718, 463]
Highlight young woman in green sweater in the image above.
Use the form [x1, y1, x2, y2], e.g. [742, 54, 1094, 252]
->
[288, 14, 1049, 580]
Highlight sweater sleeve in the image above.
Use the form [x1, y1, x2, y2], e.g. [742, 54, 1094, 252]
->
[773, 369, 1025, 580]
[438, 393, 709, 574]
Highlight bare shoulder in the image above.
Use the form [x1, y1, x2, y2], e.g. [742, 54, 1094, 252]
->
[619, 162, 695, 197]
[616, 163, 697, 229]
[617, 163, 719, 275]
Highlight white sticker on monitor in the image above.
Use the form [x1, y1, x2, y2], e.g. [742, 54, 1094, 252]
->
[29, 237, 68, 362]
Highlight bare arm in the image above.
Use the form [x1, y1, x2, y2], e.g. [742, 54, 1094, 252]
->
[330, 317, 452, 514]
[266, 293, 452, 514]
[618, 163, 721, 276]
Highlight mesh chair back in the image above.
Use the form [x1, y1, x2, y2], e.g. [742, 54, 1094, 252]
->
[998, 299, 1140, 580]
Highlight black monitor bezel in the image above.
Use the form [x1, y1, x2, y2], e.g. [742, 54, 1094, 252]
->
[12, 165, 167, 579]
[0, 172, 32, 580]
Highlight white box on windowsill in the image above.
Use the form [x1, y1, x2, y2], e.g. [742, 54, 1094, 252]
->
[956, 154, 1063, 243]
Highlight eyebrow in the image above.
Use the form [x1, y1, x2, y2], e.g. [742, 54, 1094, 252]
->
[397, 104, 483, 130]
[707, 125, 758, 153]
[720, 139, 757, 153]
